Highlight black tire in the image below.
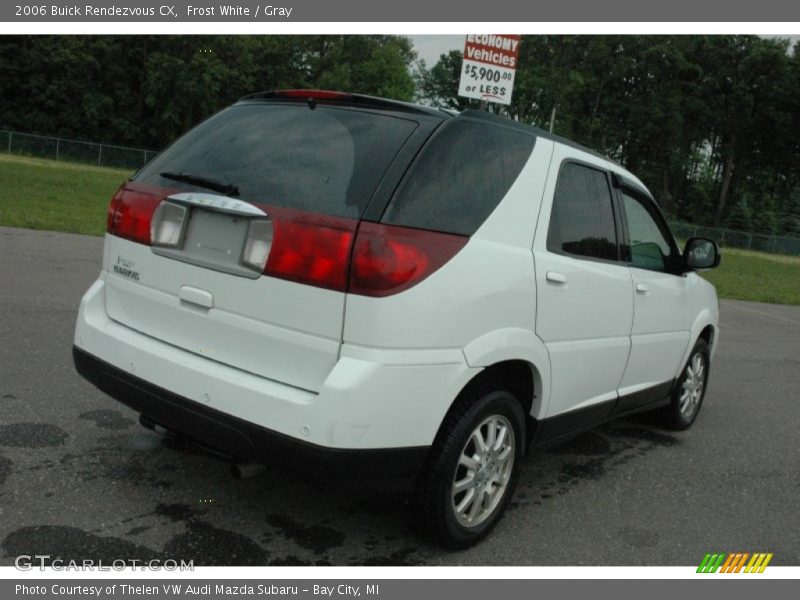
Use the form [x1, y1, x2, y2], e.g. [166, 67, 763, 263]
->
[659, 338, 710, 430]
[413, 381, 525, 549]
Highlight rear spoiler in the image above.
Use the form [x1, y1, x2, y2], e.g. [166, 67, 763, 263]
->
[239, 89, 446, 118]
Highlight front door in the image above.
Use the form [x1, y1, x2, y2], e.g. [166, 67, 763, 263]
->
[615, 186, 692, 411]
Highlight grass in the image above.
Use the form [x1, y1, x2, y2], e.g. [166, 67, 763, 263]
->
[1, 153, 798, 305]
[0, 153, 132, 236]
[700, 247, 800, 306]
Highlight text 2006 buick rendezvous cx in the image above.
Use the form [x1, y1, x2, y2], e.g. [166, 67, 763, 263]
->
[74, 90, 720, 547]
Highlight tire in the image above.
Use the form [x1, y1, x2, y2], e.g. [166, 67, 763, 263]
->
[659, 338, 710, 430]
[413, 381, 525, 549]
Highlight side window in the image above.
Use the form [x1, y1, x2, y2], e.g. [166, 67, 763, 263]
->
[547, 162, 618, 261]
[382, 120, 536, 236]
[621, 193, 674, 272]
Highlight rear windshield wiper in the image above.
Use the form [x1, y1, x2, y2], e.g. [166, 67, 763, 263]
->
[160, 171, 240, 197]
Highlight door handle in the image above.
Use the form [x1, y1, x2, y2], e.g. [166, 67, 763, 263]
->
[635, 283, 650, 294]
[179, 285, 214, 309]
[546, 271, 567, 284]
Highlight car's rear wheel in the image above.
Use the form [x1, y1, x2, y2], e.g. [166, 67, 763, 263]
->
[414, 383, 525, 548]
[660, 338, 710, 430]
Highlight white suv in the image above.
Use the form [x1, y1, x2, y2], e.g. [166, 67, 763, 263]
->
[74, 90, 721, 547]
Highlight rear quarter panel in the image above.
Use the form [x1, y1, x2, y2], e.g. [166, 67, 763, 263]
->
[343, 139, 555, 415]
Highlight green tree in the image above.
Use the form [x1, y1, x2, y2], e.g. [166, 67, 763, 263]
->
[781, 190, 800, 236]
[726, 197, 753, 231]
[415, 50, 479, 111]
[0, 35, 418, 148]
[303, 35, 416, 101]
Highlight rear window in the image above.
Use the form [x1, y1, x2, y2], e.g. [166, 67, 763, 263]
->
[546, 162, 619, 261]
[381, 119, 536, 236]
[135, 103, 418, 219]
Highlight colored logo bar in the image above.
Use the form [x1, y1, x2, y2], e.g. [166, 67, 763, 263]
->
[697, 552, 773, 573]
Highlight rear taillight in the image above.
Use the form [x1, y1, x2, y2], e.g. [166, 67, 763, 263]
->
[262, 213, 466, 296]
[349, 222, 468, 297]
[106, 186, 162, 245]
[263, 208, 356, 292]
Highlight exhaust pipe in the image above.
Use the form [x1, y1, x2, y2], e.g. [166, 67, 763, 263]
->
[140, 414, 262, 476]
[140, 414, 186, 447]
[231, 462, 266, 479]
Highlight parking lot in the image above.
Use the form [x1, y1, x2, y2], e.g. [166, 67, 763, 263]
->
[1, 226, 798, 566]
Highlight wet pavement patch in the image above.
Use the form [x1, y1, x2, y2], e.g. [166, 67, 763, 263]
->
[558, 457, 607, 482]
[0, 423, 68, 448]
[606, 426, 678, 447]
[547, 431, 612, 456]
[58, 449, 176, 489]
[352, 492, 405, 515]
[151, 503, 269, 565]
[1, 526, 158, 563]
[268, 555, 313, 566]
[163, 521, 268, 566]
[154, 503, 198, 522]
[124, 526, 151, 536]
[516, 424, 684, 507]
[79, 410, 135, 431]
[0, 455, 11, 486]
[266, 514, 346, 555]
[355, 547, 422, 566]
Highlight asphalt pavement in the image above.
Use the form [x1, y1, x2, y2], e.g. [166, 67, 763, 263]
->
[1, 226, 798, 566]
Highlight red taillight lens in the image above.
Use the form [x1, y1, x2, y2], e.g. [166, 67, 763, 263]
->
[106, 185, 162, 245]
[349, 222, 468, 297]
[264, 208, 356, 292]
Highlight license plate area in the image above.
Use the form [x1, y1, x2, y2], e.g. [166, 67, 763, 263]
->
[153, 207, 260, 279]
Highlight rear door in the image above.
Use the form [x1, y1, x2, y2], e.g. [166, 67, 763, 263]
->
[103, 101, 436, 392]
[534, 150, 634, 431]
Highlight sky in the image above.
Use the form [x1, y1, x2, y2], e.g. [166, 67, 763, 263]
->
[408, 35, 463, 66]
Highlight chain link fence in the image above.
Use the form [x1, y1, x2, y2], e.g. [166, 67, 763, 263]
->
[1, 129, 158, 171]
[670, 221, 800, 257]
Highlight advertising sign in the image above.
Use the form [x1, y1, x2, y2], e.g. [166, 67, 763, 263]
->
[458, 34, 521, 105]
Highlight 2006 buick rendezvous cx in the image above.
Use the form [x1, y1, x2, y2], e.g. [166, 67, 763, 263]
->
[74, 90, 721, 547]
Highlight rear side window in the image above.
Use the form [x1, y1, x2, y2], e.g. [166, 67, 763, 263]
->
[381, 119, 536, 236]
[546, 162, 619, 261]
[135, 103, 418, 219]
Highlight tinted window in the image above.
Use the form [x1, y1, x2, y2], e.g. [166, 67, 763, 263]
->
[135, 103, 417, 219]
[622, 192, 674, 272]
[382, 120, 535, 236]
[547, 162, 618, 261]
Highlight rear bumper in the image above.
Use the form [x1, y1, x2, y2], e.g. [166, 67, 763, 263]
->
[73, 276, 480, 488]
[74, 345, 428, 489]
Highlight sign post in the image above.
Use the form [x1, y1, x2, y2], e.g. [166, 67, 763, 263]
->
[458, 34, 521, 106]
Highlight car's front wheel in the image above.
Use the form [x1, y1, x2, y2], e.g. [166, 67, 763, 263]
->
[414, 383, 525, 548]
[660, 338, 710, 430]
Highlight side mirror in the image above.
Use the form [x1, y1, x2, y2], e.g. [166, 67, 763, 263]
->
[683, 237, 720, 270]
